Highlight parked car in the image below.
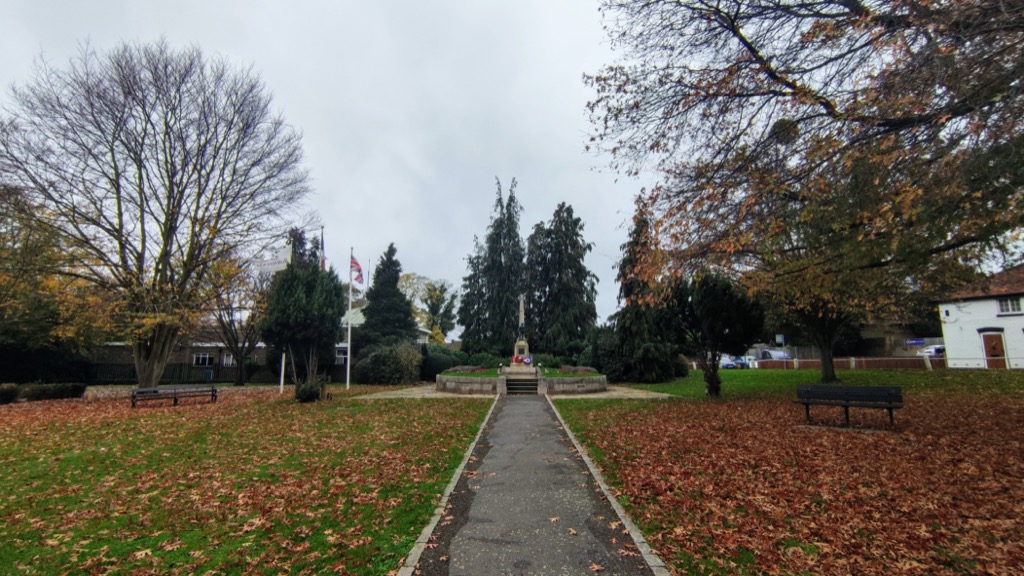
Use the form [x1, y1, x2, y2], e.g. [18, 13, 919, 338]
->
[759, 348, 792, 360]
[719, 355, 738, 369]
[916, 345, 945, 358]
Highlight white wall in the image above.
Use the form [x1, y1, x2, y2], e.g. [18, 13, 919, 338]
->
[939, 299, 1024, 369]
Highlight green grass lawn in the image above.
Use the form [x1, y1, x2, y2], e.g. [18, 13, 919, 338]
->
[628, 367, 1024, 399]
[0, 386, 491, 575]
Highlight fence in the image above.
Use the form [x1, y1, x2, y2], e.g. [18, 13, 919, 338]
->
[756, 357, 947, 370]
[88, 363, 239, 384]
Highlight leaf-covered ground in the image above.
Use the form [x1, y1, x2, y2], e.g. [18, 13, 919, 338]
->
[559, 386, 1024, 575]
[0, 386, 491, 575]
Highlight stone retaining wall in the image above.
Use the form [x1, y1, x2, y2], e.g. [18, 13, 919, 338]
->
[436, 374, 607, 395]
[436, 375, 506, 394]
[542, 376, 607, 394]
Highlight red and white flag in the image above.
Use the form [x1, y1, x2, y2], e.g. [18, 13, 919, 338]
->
[350, 257, 363, 284]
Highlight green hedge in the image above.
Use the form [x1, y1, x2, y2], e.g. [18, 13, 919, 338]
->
[0, 383, 19, 404]
[355, 343, 423, 384]
[468, 352, 502, 369]
[18, 383, 87, 401]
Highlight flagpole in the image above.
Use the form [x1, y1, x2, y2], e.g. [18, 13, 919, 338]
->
[346, 246, 353, 390]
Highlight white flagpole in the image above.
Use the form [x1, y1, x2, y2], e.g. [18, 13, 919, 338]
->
[346, 247, 353, 390]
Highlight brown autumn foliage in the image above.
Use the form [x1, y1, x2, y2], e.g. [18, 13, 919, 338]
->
[569, 395, 1024, 575]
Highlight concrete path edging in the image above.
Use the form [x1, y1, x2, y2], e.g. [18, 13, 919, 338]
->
[546, 395, 672, 576]
[397, 394, 501, 576]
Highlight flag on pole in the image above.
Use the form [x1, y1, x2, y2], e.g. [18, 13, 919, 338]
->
[350, 256, 363, 284]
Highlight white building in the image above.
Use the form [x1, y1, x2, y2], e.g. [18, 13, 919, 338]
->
[938, 265, 1024, 369]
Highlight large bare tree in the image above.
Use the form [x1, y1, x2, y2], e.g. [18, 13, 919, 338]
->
[0, 40, 309, 386]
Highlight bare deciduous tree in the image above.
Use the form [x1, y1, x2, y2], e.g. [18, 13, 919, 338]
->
[0, 40, 310, 386]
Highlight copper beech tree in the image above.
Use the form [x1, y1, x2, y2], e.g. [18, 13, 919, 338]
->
[0, 41, 309, 387]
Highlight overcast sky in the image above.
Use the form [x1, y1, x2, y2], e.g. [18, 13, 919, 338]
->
[0, 0, 654, 330]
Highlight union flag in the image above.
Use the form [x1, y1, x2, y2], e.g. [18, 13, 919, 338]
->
[350, 257, 363, 284]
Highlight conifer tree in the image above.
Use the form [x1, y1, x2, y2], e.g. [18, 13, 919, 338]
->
[458, 178, 525, 356]
[611, 195, 677, 382]
[259, 251, 346, 398]
[525, 203, 597, 359]
[456, 239, 488, 354]
[483, 178, 525, 355]
[360, 243, 418, 348]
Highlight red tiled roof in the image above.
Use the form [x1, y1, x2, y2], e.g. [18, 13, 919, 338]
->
[947, 264, 1024, 300]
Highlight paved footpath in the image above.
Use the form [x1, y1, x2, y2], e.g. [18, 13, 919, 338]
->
[411, 396, 665, 576]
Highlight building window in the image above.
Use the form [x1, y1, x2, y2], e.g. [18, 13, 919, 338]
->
[336, 347, 348, 365]
[223, 353, 236, 367]
[193, 353, 215, 367]
[998, 297, 1022, 314]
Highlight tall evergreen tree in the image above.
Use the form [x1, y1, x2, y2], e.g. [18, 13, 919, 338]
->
[457, 239, 489, 354]
[458, 178, 525, 356]
[612, 195, 677, 382]
[483, 178, 525, 355]
[360, 243, 418, 348]
[524, 221, 550, 346]
[525, 203, 598, 359]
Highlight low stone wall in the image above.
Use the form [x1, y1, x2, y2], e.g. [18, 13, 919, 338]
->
[436, 374, 607, 395]
[436, 375, 505, 394]
[542, 375, 607, 395]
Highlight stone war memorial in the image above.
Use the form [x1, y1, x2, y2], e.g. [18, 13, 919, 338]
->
[437, 295, 607, 395]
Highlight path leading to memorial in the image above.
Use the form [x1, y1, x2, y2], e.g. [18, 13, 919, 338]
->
[405, 395, 669, 576]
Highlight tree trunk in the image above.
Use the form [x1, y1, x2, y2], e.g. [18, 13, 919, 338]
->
[704, 368, 722, 397]
[697, 356, 722, 398]
[819, 344, 838, 383]
[232, 354, 247, 387]
[288, 345, 299, 384]
[304, 347, 324, 400]
[812, 330, 839, 383]
[132, 323, 180, 388]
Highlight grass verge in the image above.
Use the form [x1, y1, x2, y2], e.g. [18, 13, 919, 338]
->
[0, 386, 491, 575]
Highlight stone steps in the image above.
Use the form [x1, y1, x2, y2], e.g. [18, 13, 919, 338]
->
[505, 377, 538, 395]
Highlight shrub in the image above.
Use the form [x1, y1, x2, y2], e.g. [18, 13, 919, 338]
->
[421, 351, 457, 381]
[581, 326, 625, 382]
[451, 350, 469, 365]
[627, 342, 677, 383]
[295, 379, 321, 402]
[0, 383, 19, 404]
[18, 383, 87, 401]
[356, 343, 422, 384]
[674, 354, 690, 378]
[532, 354, 563, 368]
[468, 352, 502, 369]
[393, 343, 423, 382]
[443, 365, 492, 374]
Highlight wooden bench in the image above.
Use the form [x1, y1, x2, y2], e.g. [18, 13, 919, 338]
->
[131, 384, 218, 407]
[795, 385, 903, 426]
